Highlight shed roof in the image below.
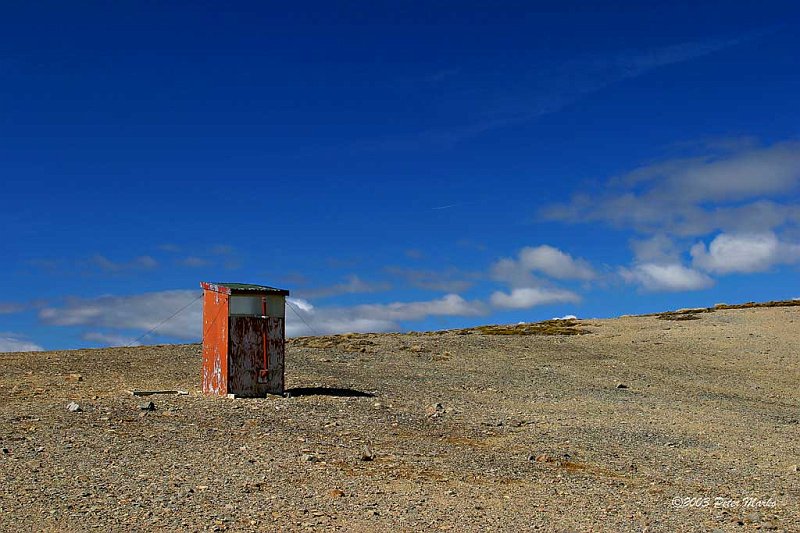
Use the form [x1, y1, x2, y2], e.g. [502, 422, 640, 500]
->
[200, 281, 290, 296]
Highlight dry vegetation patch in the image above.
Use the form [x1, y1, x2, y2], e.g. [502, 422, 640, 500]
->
[469, 319, 592, 336]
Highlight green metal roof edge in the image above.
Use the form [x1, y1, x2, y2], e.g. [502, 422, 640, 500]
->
[211, 282, 290, 295]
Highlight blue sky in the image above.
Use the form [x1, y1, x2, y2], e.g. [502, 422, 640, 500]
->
[2, 1, 799, 351]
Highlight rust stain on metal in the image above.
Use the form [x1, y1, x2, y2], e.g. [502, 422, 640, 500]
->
[227, 316, 285, 396]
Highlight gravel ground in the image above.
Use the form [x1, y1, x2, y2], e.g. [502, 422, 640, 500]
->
[1, 305, 798, 532]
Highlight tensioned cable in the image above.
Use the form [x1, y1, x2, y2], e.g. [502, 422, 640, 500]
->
[285, 299, 322, 337]
[129, 293, 204, 346]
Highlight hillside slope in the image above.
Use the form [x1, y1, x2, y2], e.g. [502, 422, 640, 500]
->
[1, 305, 799, 531]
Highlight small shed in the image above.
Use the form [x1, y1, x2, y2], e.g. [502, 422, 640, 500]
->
[200, 282, 290, 397]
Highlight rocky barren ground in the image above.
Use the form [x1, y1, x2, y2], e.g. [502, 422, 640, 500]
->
[1, 303, 799, 532]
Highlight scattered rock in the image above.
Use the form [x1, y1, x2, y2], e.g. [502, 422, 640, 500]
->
[327, 489, 345, 498]
[65, 373, 83, 382]
[432, 351, 452, 361]
[301, 453, 318, 462]
[360, 444, 374, 461]
[790, 464, 799, 473]
[426, 403, 445, 418]
[139, 401, 156, 411]
[616, 383, 629, 389]
[66, 402, 82, 412]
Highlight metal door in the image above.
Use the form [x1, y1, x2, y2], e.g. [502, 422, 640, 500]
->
[228, 315, 285, 396]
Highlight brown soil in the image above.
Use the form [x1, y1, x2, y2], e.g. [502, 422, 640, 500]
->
[1, 304, 798, 531]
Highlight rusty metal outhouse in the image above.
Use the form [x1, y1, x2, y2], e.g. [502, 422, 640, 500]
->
[200, 282, 290, 397]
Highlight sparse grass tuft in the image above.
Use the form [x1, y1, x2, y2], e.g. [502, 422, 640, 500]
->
[470, 319, 591, 336]
[657, 313, 702, 321]
[714, 300, 800, 310]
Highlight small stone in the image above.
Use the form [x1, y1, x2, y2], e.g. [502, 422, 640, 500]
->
[139, 401, 156, 411]
[791, 464, 799, 472]
[66, 402, 82, 412]
[745, 512, 761, 524]
[409, 345, 424, 353]
[360, 444, 374, 461]
[426, 403, 444, 417]
[373, 402, 384, 409]
[327, 489, 345, 498]
[1, 448, 10, 455]
[616, 383, 628, 389]
[66, 373, 83, 382]
[301, 453, 318, 462]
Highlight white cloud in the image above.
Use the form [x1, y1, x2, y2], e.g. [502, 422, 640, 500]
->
[491, 245, 595, 287]
[179, 256, 209, 268]
[519, 245, 596, 280]
[630, 234, 680, 263]
[388, 34, 751, 149]
[88, 254, 159, 272]
[552, 314, 577, 320]
[542, 139, 800, 237]
[620, 263, 714, 292]
[0, 333, 43, 353]
[296, 275, 391, 299]
[619, 141, 800, 203]
[82, 332, 142, 347]
[286, 294, 486, 336]
[38, 289, 485, 341]
[385, 266, 478, 293]
[490, 287, 580, 309]
[0, 302, 25, 314]
[39, 290, 203, 340]
[690, 232, 800, 274]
